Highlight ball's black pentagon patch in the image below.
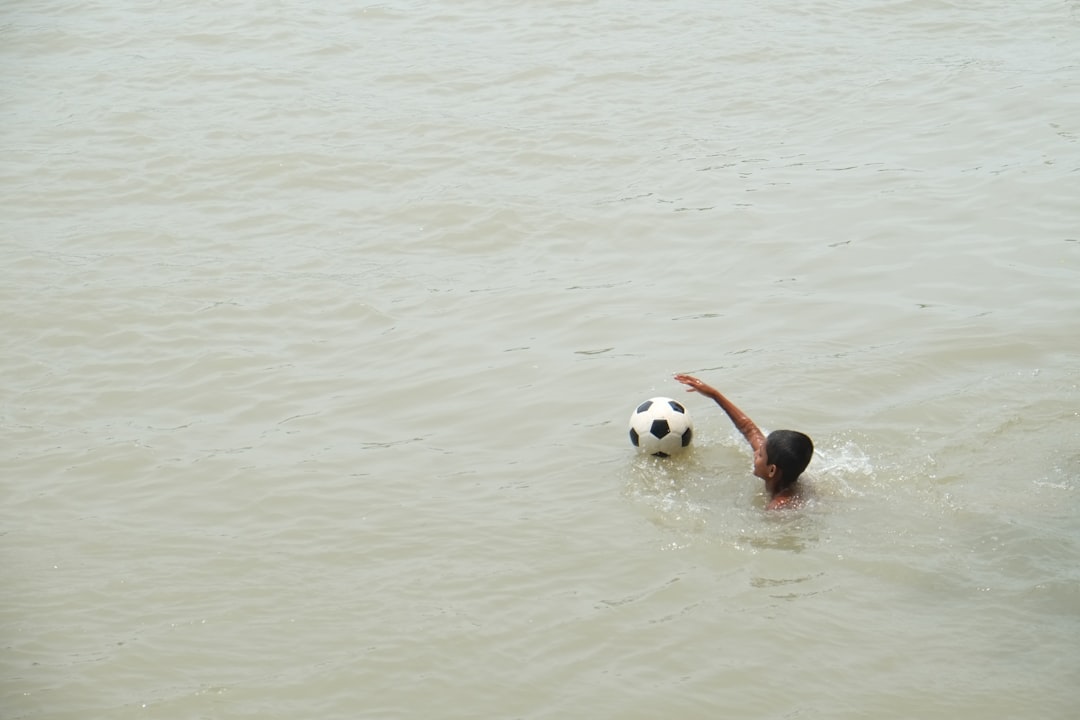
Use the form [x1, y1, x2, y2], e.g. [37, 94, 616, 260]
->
[650, 418, 671, 438]
[681, 427, 693, 447]
[629, 427, 640, 446]
[667, 400, 686, 414]
[636, 400, 654, 414]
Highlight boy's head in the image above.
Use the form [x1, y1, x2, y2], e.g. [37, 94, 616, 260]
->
[756, 430, 814, 489]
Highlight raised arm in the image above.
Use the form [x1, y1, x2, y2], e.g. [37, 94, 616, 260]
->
[674, 374, 765, 451]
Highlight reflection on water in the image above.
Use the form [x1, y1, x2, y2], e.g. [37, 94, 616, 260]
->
[749, 572, 829, 601]
[739, 520, 817, 555]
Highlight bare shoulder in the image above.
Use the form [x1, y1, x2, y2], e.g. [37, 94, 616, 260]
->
[766, 492, 804, 511]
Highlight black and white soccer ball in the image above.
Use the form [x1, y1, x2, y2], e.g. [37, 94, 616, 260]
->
[628, 397, 694, 457]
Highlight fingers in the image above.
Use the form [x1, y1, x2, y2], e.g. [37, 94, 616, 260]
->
[674, 374, 702, 393]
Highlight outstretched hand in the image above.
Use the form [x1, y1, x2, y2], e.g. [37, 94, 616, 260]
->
[674, 373, 708, 394]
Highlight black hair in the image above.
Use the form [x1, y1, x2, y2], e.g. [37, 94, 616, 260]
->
[765, 430, 814, 489]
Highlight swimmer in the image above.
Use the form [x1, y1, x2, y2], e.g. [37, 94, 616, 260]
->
[674, 374, 813, 509]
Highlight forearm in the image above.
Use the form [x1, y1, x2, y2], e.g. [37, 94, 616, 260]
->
[675, 374, 764, 448]
[708, 391, 762, 443]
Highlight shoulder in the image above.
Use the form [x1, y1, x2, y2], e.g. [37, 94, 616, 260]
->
[766, 493, 801, 511]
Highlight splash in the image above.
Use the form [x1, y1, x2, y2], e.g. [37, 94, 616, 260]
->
[804, 437, 877, 499]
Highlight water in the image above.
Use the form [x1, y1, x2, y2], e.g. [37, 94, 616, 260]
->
[3, 1, 1079, 717]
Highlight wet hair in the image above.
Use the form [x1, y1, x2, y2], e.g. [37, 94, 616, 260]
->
[765, 430, 814, 489]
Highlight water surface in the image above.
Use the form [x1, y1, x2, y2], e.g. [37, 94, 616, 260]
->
[3, 1, 1079, 718]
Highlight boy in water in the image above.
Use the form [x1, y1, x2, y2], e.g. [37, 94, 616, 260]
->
[674, 374, 813, 510]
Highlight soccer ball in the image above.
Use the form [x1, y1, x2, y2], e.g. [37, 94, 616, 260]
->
[628, 397, 694, 457]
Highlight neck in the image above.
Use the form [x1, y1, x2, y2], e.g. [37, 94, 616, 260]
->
[765, 475, 792, 498]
